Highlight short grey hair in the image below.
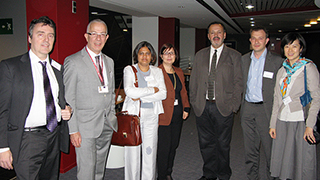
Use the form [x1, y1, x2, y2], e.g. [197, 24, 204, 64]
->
[86, 19, 108, 34]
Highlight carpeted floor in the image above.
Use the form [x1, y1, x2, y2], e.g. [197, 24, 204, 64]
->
[58, 110, 320, 180]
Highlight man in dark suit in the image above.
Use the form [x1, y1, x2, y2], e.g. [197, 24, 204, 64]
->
[240, 27, 283, 180]
[189, 22, 243, 180]
[0, 16, 71, 179]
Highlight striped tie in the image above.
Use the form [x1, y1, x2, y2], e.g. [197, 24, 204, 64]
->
[208, 50, 217, 100]
[39, 61, 57, 132]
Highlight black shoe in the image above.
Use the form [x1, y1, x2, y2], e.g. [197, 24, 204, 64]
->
[198, 176, 217, 180]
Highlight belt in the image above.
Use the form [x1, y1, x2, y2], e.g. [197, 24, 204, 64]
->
[206, 99, 216, 103]
[24, 125, 47, 132]
[247, 101, 263, 104]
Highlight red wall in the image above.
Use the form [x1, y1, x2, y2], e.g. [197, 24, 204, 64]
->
[26, 0, 89, 173]
[26, 0, 88, 64]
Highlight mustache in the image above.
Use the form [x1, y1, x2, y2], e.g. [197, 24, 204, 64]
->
[213, 37, 220, 40]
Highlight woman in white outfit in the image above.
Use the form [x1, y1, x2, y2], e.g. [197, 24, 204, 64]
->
[122, 41, 167, 180]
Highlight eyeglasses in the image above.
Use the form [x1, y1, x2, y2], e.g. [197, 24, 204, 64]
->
[163, 52, 175, 56]
[87, 32, 107, 38]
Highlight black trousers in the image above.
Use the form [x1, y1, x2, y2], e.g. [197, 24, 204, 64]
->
[196, 101, 234, 180]
[14, 126, 61, 180]
[157, 104, 183, 180]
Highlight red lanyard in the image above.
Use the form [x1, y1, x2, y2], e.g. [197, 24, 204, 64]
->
[86, 47, 104, 85]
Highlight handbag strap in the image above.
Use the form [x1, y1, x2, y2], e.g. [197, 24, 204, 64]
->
[130, 65, 141, 117]
[131, 65, 138, 87]
[115, 80, 122, 103]
[304, 66, 307, 92]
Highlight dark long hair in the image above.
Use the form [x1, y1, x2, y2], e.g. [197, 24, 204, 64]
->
[133, 41, 157, 65]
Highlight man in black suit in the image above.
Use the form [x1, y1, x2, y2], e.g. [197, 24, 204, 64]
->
[0, 16, 71, 179]
[189, 22, 243, 180]
[241, 27, 283, 180]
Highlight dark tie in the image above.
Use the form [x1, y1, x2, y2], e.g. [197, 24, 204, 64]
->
[39, 61, 57, 132]
[95, 55, 104, 85]
[208, 50, 217, 100]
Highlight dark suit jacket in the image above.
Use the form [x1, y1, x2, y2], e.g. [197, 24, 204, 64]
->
[240, 50, 283, 120]
[189, 45, 243, 117]
[0, 53, 69, 164]
[158, 64, 190, 125]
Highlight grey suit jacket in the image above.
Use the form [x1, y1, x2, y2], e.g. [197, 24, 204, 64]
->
[64, 47, 117, 138]
[240, 50, 283, 120]
[0, 53, 69, 163]
[190, 45, 243, 117]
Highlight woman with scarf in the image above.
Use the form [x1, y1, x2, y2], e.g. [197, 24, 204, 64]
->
[269, 32, 320, 180]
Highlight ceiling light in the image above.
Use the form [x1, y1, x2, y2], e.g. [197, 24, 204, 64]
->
[318, 17, 320, 21]
[269, 23, 273, 26]
[249, 17, 254, 20]
[250, 21, 255, 24]
[123, 29, 128, 32]
[246, 5, 254, 9]
[278, 30, 282, 32]
[276, 38, 281, 41]
[310, 21, 318, 25]
[251, 24, 255, 26]
[295, 28, 299, 31]
[304, 24, 311, 27]
[91, 12, 98, 15]
[178, 5, 185, 8]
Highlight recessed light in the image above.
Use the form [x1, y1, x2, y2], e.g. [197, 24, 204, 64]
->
[123, 29, 128, 32]
[251, 24, 255, 26]
[295, 28, 299, 31]
[269, 23, 273, 26]
[91, 12, 98, 15]
[318, 17, 320, 21]
[246, 5, 254, 9]
[276, 38, 281, 41]
[304, 24, 311, 27]
[250, 21, 255, 24]
[249, 17, 254, 20]
[310, 21, 317, 25]
[278, 30, 282, 32]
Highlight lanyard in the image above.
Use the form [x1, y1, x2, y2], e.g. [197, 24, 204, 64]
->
[85, 47, 104, 85]
[173, 72, 176, 90]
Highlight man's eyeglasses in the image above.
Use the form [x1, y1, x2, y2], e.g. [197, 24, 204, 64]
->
[87, 32, 107, 38]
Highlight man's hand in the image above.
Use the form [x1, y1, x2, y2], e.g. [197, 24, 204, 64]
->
[0, 150, 13, 170]
[70, 132, 82, 147]
[61, 105, 72, 120]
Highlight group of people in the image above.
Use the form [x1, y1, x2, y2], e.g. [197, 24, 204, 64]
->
[0, 16, 318, 180]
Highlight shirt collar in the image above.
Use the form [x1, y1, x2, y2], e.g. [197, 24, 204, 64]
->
[29, 49, 49, 65]
[86, 46, 101, 59]
[250, 48, 267, 61]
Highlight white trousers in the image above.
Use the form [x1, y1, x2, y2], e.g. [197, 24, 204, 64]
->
[124, 108, 159, 180]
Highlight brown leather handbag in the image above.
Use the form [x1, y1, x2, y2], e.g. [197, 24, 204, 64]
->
[111, 65, 142, 146]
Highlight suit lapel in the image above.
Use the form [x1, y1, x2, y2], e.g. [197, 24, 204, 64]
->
[217, 45, 227, 69]
[243, 52, 252, 88]
[19, 53, 34, 111]
[81, 48, 102, 84]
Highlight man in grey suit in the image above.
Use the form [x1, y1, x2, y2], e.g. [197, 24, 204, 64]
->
[190, 22, 243, 180]
[63, 19, 117, 180]
[240, 27, 283, 180]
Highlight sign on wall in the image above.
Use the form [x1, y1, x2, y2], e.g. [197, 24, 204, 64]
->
[0, 18, 13, 35]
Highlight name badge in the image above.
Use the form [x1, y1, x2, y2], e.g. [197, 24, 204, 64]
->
[145, 76, 154, 81]
[174, 99, 178, 106]
[98, 85, 109, 93]
[263, 71, 274, 79]
[282, 96, 292, 105]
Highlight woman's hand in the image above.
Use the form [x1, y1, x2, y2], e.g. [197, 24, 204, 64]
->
[304, 127, 315, 144]
[182, 111, 189, 120]
[269, 128, 276, 139]
[154, 87, 159, 93]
